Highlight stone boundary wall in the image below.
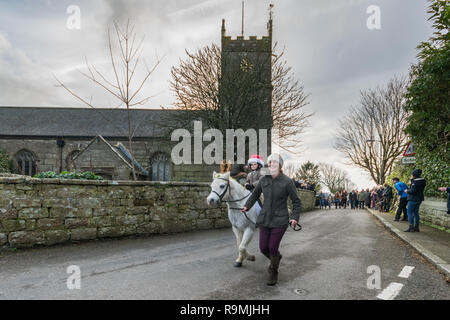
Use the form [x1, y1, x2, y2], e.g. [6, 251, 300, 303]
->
[296, 189, 316, 212]
[0, 175, 316, 249]
[419, 197, 449, 231]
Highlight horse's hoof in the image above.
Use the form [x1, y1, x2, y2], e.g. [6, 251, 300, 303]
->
[234, 262, 243, 268]
[246, 255, 256, 261]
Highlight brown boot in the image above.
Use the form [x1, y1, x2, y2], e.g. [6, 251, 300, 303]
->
[267, 255, 282, 286]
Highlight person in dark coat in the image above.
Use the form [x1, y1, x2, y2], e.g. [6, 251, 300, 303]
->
[349, 190, 357, 209]
[376, 186, 384, 211]
[382, 183, 393, 212]
[404, 169, 427, 232]
[365, 188, 371, 208]
[341, 190, 348, 209]
[242, 153, 301, 286]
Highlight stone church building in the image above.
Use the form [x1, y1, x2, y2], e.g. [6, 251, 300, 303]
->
[0, 18, 273, 182]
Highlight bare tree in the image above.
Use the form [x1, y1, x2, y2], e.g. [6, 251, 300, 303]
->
[55, 19, 161, 180]
[319, 162, 355, 194]
[282, 161, 300, 179]
[168, 43, 312, 154]
[334, 76, 409, 185]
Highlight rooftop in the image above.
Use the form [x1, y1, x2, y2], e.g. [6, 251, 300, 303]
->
[0, 106, 180, 138]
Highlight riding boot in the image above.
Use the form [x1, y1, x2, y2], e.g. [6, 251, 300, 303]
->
[404, 225, 415, 232]
[267, 255, 282, 286]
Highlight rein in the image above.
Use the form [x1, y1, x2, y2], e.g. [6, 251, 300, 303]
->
[211, 177, 302, 231]
[212, 177, 255, 226]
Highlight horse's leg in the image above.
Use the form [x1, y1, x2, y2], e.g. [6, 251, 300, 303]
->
[240, 227, 256, 262]
[232, 226, 244, 267]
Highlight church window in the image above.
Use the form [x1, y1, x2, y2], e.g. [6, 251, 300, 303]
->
[150, 153, 171, 181]
[15, 150, 37, 176]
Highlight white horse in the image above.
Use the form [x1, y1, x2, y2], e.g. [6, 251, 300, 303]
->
[206, 171, 259, 267]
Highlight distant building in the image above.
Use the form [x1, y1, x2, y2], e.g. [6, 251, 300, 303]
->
[0, 106, 209, 181]
[0, 17, 274, 181]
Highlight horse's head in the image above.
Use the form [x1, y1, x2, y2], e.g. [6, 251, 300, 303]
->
[206, 171, 231, 207]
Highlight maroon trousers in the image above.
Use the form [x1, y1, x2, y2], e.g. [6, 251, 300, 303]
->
[259, 226, 287, 257]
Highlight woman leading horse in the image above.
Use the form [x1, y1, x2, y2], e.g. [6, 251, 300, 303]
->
[241, 153, 301, 286]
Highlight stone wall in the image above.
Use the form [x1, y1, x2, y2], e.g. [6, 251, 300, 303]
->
[297, 189, 316, 212]
[419, 197, 449, 231]
[0, 175, 316, 249]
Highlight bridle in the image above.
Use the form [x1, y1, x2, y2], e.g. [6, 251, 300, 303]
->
[211, 177, 255, 226]
[210, 176, 302, 231]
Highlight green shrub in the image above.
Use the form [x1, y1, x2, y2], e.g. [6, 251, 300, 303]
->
[403, 0, 450, 198]
[386, 161, 414, 186]
[0, 149, 15, 173]
[34, 171, 103, 180]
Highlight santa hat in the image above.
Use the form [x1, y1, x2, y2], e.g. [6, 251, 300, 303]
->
[247, 154, 264, 167]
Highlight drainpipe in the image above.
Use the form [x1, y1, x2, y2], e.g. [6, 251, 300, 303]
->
[57, 139, 65, 173]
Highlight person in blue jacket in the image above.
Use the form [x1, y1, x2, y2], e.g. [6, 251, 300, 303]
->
[392, 177, 408, 221]
[404, 169, 426, 232]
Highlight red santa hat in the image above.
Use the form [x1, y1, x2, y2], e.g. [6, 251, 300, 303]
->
[247, 154, 264, 167]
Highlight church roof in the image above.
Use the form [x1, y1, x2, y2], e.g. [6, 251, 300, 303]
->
[0, 106, 180, 138]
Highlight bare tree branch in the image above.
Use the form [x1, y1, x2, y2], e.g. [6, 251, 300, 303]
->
[54, 19, 162, 180]
[334, 76, 409, 184]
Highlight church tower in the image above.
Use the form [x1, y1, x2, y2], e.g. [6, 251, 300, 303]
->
[220, 10, 273, 158]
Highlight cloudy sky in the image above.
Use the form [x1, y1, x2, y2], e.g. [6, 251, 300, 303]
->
[0, 0, 433, 188]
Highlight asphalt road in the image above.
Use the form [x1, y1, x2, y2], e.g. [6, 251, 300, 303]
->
[0, 208, 448, 300]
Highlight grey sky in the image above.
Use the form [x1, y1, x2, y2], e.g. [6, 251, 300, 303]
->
[0, 0, 434, 188]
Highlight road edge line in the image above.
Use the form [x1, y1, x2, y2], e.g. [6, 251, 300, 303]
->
[366, 208, 450, 279]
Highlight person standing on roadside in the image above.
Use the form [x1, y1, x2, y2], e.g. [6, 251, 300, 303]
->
[341, 190, 348, 209]
[349, 190, 357, 209]
[358, 189, 366, 209]
[319, 191, 326, 209]
[392, 177, 408, 221]
[382, 183, 393, 212]
[365, 188, 371, 208]
[334, 191, 340, 209]
[404, 169, 426, 232]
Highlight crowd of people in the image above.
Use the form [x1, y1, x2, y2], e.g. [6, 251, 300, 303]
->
[315, 169, 449, 233]
[318, 184, 396, 212]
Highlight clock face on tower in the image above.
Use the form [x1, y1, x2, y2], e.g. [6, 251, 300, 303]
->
[239, 58, 254, 72]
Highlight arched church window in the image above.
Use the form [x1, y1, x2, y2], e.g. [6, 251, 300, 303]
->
[15, 150, 37, 176]
[150, 153, 171, 181]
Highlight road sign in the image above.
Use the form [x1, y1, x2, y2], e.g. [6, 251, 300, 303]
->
[403, 142, 415, 156]
[402, 156, 416, 164]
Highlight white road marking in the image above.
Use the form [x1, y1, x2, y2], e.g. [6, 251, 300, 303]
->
[398, 266, 415, 278]
[377, 282, 404, 300]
